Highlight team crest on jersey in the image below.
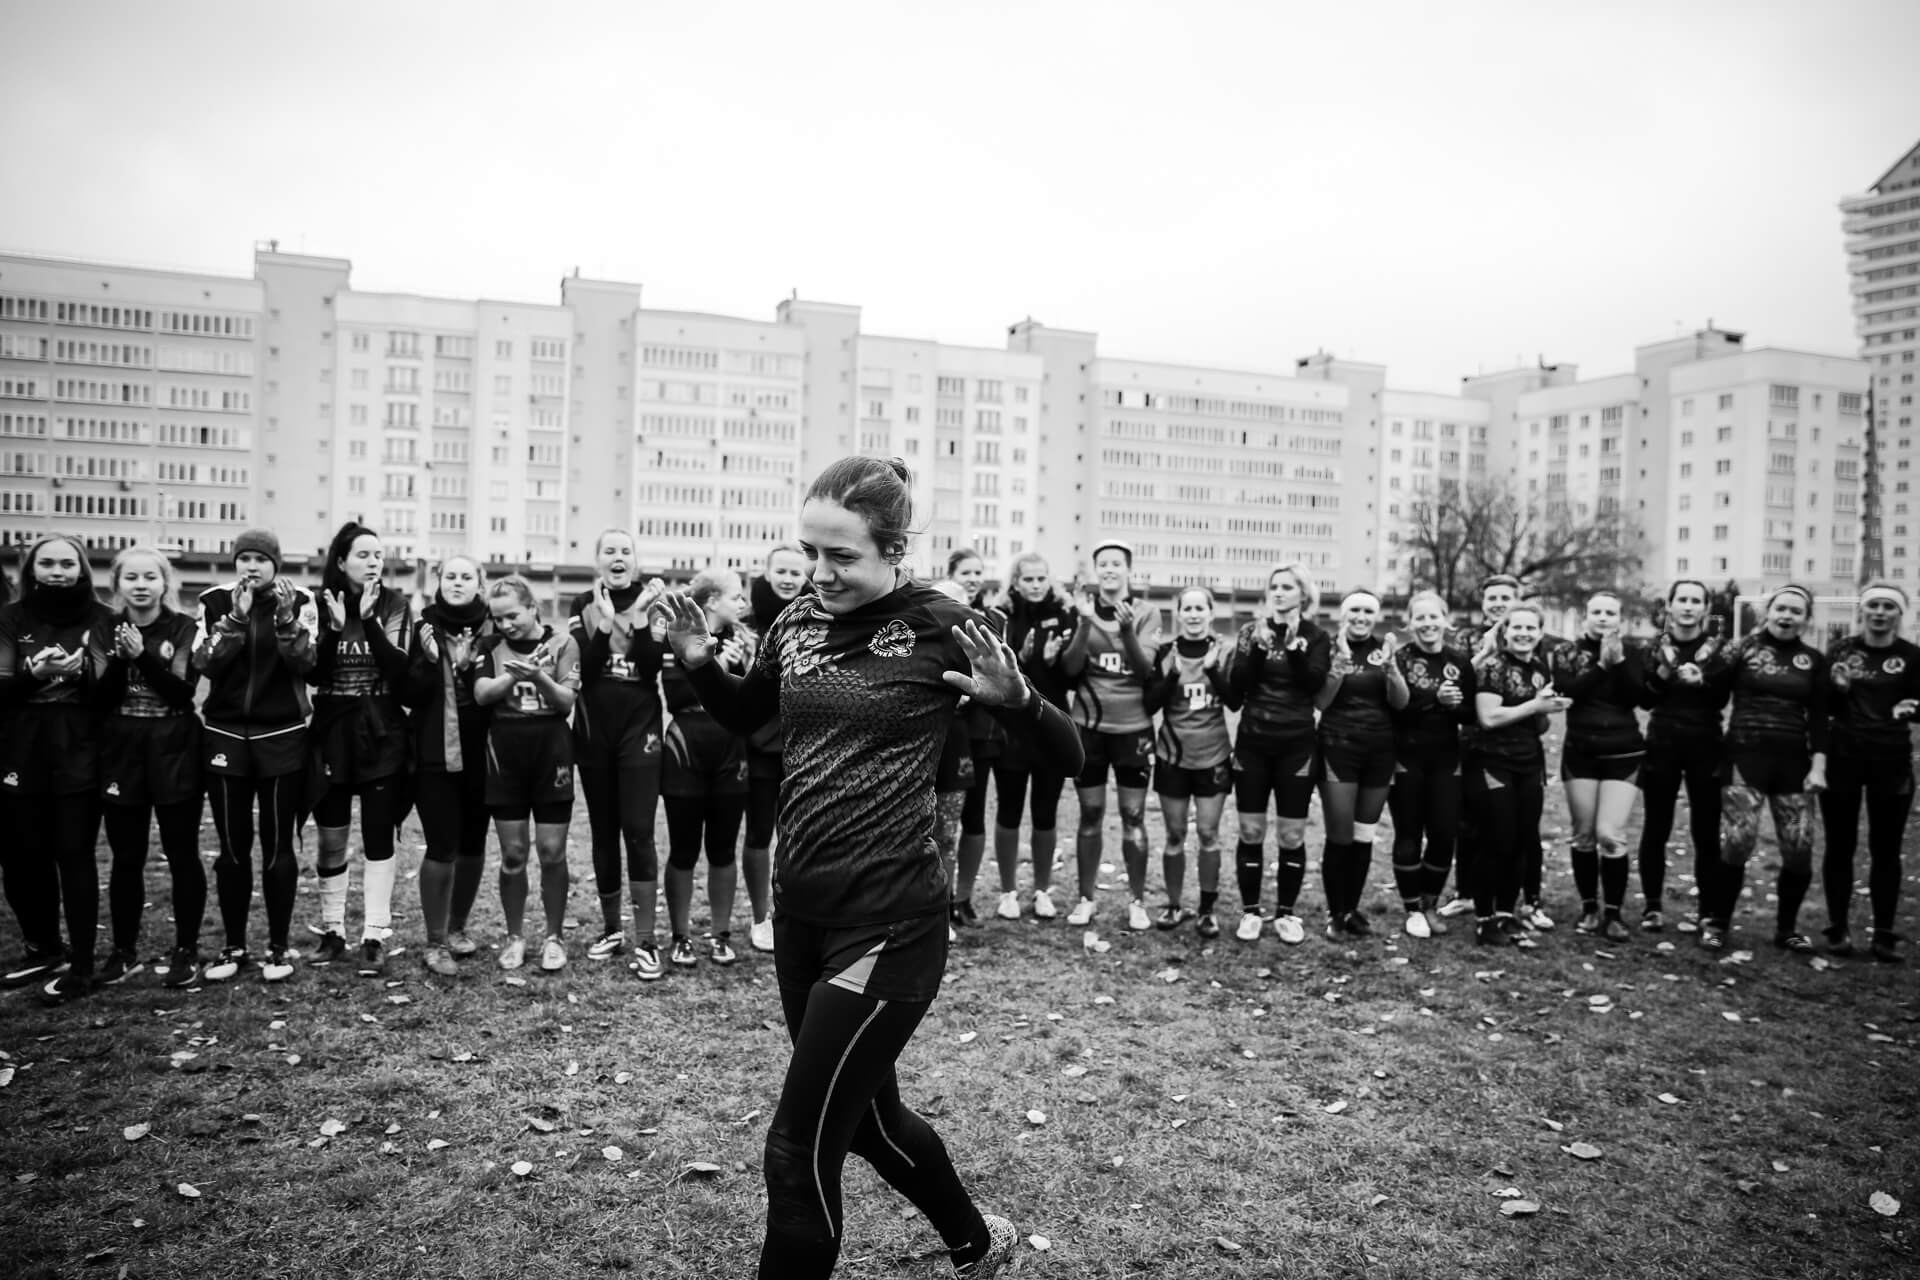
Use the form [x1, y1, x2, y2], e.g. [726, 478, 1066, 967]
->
[1, 771, 16, 788]
[1888, 657, 1907, 675]
[643, 732, 661, 755]
[1443, 664, 1460, 680]
[554, 765, 573, 790]
[1366, 649, 1386, 666]
[868, 618, 915, 659]
[1530, 671, 1546, 690]
[106, 781, 120, 797]
[210, 753, 228, 768]
[159, 641, 174, 661]
[1792, 653, 1813, 670]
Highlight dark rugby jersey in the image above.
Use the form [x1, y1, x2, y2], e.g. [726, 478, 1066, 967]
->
[683, 579, 1081, 928]
[1550, 634, 1647, 758]
[1393, 643, 1475, 755]
[1471, 648, 1552, 771]
[100, 609, 199, 719]
[1070, 599, 1160, 734]
[0, 600, 114, 709]
[568, 589, 666, 746]
[1006, 593, 1075, 711]
[1227, 616, 1331, 745]
[311, 592, 412, 701]
[1720, 630, 1830, 754]
[479, 626, 581, 719]
[1319, 635, 1396, 746]
[1641, 630, 1729, 744]
[1147, 637, 1231, 770]
[1826, 635, 1920, 758]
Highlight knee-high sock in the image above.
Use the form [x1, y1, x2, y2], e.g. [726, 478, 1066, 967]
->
[450, 856, 485, 933]
[1235, 840, 1264, 911]
[708, 863, 739, 939]
[1275, 843, 1306, 914]
[1347, 841, 1374, 914]
[1075, 825, 1101, 900]
[1571, 844, 1600, 911]
[1320, 842, 1349, 918]
[1162, 840, 1187, 906]
[1778, 867, 1813, 937]
[419, 860, 454, 946]
[361, 856, 398, 937]
[955, 833, 986, 903]
[1599, 855, 1629, 916]
[499, 867, 529, 938]
[630, 879, 659, 941]
[665, 863, 695, 939]
[599, 889, 624, 936]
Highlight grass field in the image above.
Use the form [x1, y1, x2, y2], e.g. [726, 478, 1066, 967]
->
[3, 764, 1917, 1279]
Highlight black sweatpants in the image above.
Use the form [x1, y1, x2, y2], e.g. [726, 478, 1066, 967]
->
[1, 791, 101, 966]
[1821, 753, 1915, 936]
[1637, 737, 1722, 911]
[1387, 748, 1459, 903]
[582, 757, 661, 891]
[102, 799, 206, 952]
[207, 772, 301, 952]
[1472, 761, 1542, 918]
[992, 759, 1067, 834]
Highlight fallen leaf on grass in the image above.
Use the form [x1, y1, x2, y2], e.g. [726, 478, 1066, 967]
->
[378, 1141, 400, 1156]
[1500, 1200, 1540, 1217]
[614, 1072, 633, 1085]
[176, 1183, 201, 1199]
[678, 1161, 723, 1181]
[1061, 1065, 1089, 1079]
[1092, 995, 1115, 1005]
[384, 1122, 401, 1135]
[510, 1161, 533, 1178]
[123, 1124, 150, 1142]
[601, 1147, 623, 1162]
[1722, 1012, 1742, 1023]
[1154, 967, 1181, 984]
[1772, 1160, 1789, 1173]
[1542, 1119, 1564, 1132]
[1492, 1187, 1522, 1198]
[427, 1139, 449, 1151]
[1324, 1100, 1349, 1115]
[83, 1247, 117, 1264]
[957, 1032, 978, 1044]
[1170, 1118, 1189, 1129]
[318, 1119, 347, 1137]
[1028, 1235, 1051, 1252]
[1025, 1109, 1047, 1126]
[386, 994, 411, 1006]
[1082, 931, 1111, 955]
[1657, 1093, 1681, 1105]
[1215, 1236, 1243, 1253]
[0, 1067, 13, 1088]
[528, 1117, 557, 1133]
[1870, 1191, 1901, 1217]
[1867, 1033, 1895, 1044]
[564, 1061, 580, 1077]
[1369, 1194, 1388, 1207]
[1111, 1155, 1124, 1167]
[1735, 1179, 1760, 1194]
[1562, 1143, 1602, 1160]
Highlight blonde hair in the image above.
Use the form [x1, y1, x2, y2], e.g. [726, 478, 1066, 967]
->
[109, 544, 179, 613]
[488, 574, 539, 611]
[1267, 562, 1318, 613]
[1407, 589, 1450, 619]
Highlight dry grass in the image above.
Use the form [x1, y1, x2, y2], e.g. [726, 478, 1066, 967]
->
[3, 767, 1917, 1279]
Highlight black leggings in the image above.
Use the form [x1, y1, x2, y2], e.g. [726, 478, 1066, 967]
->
[582, 759, 661, 891]
[665, 794, 747, 870]
[746, 774, 780, 848]
[760, 980, 983, 1278]
[313, 779, 402, 862]
[1387, 750, 1459, 901]
[207, 772, 301, 952]
[1821, 755, 1915, 936]
[961, 752, 993, 837]
[415, 767, 489, 864]
[0, 791, 101, 964]
[102, 799, 206, 952]
[992, 760, 1066, 833]
[1471, 762, 1543, 918]
[1638, 740, 1721, 908]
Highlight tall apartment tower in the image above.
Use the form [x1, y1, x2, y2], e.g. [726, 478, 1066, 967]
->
[1840, 137, 1920, 586]
[0, 252, 265, 554]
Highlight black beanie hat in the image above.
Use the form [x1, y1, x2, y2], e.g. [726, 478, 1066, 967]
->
[233, 528, 282, 568]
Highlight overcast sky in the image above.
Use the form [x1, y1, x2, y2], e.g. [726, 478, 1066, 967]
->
[3, 0, 1916, 393]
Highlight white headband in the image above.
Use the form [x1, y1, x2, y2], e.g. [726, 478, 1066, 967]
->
[1861, 585, 1908, 612]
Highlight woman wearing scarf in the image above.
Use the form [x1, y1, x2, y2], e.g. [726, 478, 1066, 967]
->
[1820, 582, 1920, 962]
[989, 552, 1074, 920]
[409, 555, 495, 975]
[0, 534, 113, 999]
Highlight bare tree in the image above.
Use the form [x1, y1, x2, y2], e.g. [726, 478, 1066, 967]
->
[1399, 477, 1646, 610]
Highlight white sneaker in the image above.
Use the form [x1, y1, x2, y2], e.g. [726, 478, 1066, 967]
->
[1235, 911, 1264, 942]
[749, 918, 775, 952]
[1273, 914, 1306, 946]
[1126, 899, 1151, 932]
[1437, 895, 1475, 918]
[1403, 910, 1433, 939]
[1066, 897, 1096, 926]
[202, 948, 249, 982]
[497, 936, 526, 971]
[1524, 904, 1556, 931]
[260, 948, 295, 982]
[586, 931, 626, 960]
[1032, 891, 1058, 920]
[995, 891, 1021, 921]
[540, 936, 567, 972]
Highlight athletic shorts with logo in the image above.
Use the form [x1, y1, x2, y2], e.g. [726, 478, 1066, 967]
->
[487, 717, 576, 808]
[100, 715, 201, 806]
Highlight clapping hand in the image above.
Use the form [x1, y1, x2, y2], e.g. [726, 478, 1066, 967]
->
[270, 578, 298, 625]
[944, 619, 1029, 708]
[322, 590, 349, 631]
[232, 581, 256, 620]
[114, 622, 144, 660]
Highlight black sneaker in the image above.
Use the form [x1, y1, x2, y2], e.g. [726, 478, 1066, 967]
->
[1195, 912, 1221, 940]
[312, 931, 349, 965]
[1574, 910, 1602, 936]
[1498, 913, 1539, 950]
[42, 969, 93, 1003]
[1601, 916, 1632, 943]
[1823, 923, 1855, 956]
[98, 949, 145, 985]
[161, 945, 201, 989]
[1773, 931, 1815, 955]
[710, 934, 738, 967]
[1475, 918, 1512, 947]
[3, 943, 68, 988]
[949, 901, 980, 930]
[1698, 923, 1727, 952]
[1343, 910, 1373, 937]
[1870, 931, 1903, 964]
[1156, 904, 1194, 931]
[356, 938, 387, 977]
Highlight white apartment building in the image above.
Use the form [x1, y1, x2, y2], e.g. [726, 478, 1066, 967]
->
[1840, 138, 1920, 584]
[1374, 390, 1491, 596]
[1663, 349, 1869, 594]
[1009, 322, 1369, 597]
[0, 252, 263, 554]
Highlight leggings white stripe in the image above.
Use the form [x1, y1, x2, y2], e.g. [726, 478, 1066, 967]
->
[812, 999, 888, 1237]
[868, 1100, 915, 1169]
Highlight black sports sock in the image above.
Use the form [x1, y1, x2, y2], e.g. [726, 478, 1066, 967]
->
[1778, 868, 1813, 936]
[1393, 861, 1423, 909]
[1572, 845, 1599, 911]
[1234, 841, 1264, 910]
[1275, 845, 1306, 913]
[1599, 855, 1629, 917]
[1347, 841, 1374, 914]
[1320, 842, 1348, 918]
[1198, 890, 1218, 916]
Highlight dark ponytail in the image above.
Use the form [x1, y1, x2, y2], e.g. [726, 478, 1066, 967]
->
[803, 456, 916, 563]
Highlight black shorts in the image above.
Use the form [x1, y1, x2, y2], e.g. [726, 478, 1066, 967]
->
[1317, 734, 1396, 788]
[773, 910, 947, 1004]
[486, 717, 576, 809]
[571, 700, 663, 771]
[1076, 726, 1153, 790]
[936, 736, 977, 793]
[747, 747, 785, 783]
[663, 714, 749, 798]
[1154, 758, 1232, 799]
[203, 722, 307, 780]
[0, 703, 100, 797]
[1722, 741, 1811, 795]
[1560, 747, 1644, 783]
[1233, 733, 1317, 818]
[100, 715, 201, 807]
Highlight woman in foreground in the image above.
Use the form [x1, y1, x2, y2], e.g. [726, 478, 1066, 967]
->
[660, 455, 1082, 1279]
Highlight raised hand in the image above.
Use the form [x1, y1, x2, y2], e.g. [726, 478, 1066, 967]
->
[592, 580, 616, 633]
[114, 622, 143, 660]
[323, 590, 348, 631]
[232, 581, 256, 620]
[1600, 633, 1625, 668]
[1074, 586, 1099, 622]
[944, 619, 1029, 707]
[360, 577, 381, 619]
[271, 578, 298, 625]
[418, 623, 441, 664]
[1379, 632, 1399, 663]
[656, 591, 715, 668]
[444, 631, 473, 671]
